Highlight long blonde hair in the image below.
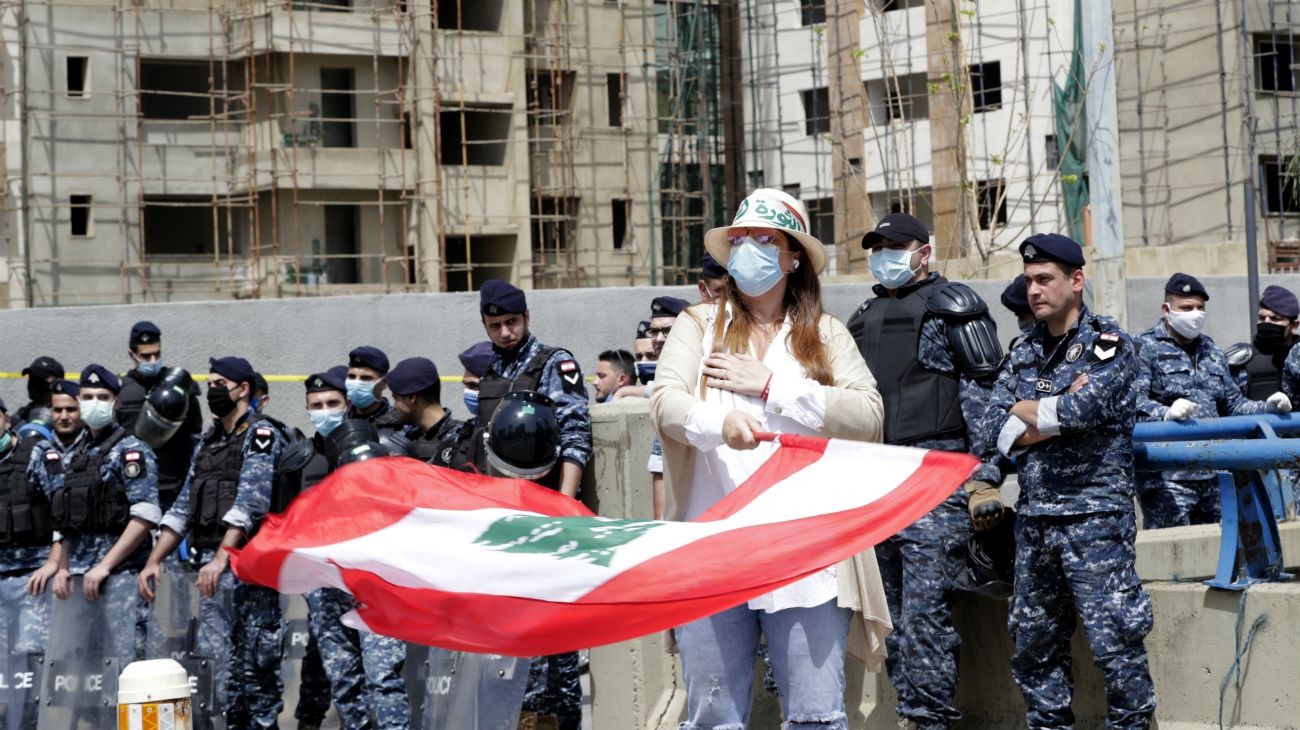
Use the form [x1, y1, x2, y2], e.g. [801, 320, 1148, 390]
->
[703, 240, 833, 390]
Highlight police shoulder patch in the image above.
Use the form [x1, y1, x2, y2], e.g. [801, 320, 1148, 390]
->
[124, 460, 142, 479]
[1092, 334, 1121, 362]
[43, 451, 62, 475]
[250, 427, 275, 455]
[124, 450, 142, 462]
[557, 359, 583, 390]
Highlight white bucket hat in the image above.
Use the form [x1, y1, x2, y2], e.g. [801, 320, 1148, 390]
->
[704, 188, 828, 275]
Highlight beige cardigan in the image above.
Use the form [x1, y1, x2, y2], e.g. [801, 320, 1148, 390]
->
[649, 302, 893, 670]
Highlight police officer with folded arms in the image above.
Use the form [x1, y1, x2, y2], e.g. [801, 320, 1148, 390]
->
[847, 212, 1004, 730]
[117, 321, 203, 511]
[987, 234, 1156, 728]
[138, 356, 286, 728]
[1132, 273, 1288, 529]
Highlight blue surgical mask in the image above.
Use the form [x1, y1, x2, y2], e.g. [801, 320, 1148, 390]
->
[309, 408, 346, 436]
[869, 245, 927, 289]
[137, 361, 163, 378]
[346, 379, 377, 409]
[636, 362, 657, 383]
[80, 399, 115, 431]
[463, 390, 479, 416]
[727, 238, 785, 297]
[0, 432, 12, 454]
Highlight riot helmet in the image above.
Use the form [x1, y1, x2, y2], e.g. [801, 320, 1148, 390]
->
[133, 367, 194, 448]
[955, 509, 1016, 600]
[16, 407, 54, 444]
[485, 390, 560, 480]
[325, 418, 380, 469]
[337, 440, 392, 467]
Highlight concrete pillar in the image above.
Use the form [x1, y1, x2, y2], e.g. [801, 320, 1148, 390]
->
[925, 0, 972, 262]
[412, 0, 443, 292]
[827, 0, 871, 275]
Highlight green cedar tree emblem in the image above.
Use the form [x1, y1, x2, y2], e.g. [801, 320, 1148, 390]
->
[474, 515, 662, 568]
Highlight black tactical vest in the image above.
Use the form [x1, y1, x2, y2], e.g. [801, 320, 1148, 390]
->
[0, 439, 53, 548]
[1244, 350, 1285, 400]
[51, 430, 131, 535]
[849, 277, 965, 445]
[458, 346, 561, 489]
[190, 422, 250, 549]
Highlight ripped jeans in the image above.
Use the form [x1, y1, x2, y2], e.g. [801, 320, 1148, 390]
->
[675, 599, 851, 730]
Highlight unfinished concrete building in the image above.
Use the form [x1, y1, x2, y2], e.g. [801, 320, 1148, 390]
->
[0, 0, 730, 306]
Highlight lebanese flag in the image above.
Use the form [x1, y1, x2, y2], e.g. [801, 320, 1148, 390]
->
[231, 434, 977, 656]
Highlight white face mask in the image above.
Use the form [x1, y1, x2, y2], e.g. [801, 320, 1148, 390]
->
[1166, 308, 1207, 339]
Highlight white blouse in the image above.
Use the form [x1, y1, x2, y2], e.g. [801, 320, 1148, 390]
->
[681, 307, 835, 613]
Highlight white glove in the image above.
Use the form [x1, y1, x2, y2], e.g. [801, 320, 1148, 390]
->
[1164, 398, 1197, 421]
[1266, 391, 1292, 414]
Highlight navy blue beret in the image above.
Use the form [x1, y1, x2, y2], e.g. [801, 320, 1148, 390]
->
[305, 368, 347, 394]
[636, 320, 651, 340]
[79, 364, 121, 394]
[385, 357, 441, 396]
[208, 356, 255, 385]
[130, 320, 161, 347]
[327, 365, 349, 383]
[701, 253, 727, 280]
[1261, 285, 1300, 320]
[50, 379, 79, 398]
[651, 296, 689, 318]
[1020, 233, 1085, 267]
[458, 341, 493, 377]
[480, 279, 527, 316]
[1000, 275, 1030, 315]
[348, 346, 390, 375]
[1164, 272, 1208, 300]
[22, 357, 64, 379]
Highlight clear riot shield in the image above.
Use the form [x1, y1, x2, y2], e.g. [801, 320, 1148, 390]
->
[144, 561, 222, 730]
[413, 647, 528, 730]
[0, 577, 48, 730]
[36, 573, 141, 730]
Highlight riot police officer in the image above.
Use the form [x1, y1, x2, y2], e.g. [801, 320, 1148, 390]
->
[13, 356, 64, 432]
[387, 357, 463, 467]
[464, 280, 591, 499]
[45, 365, 160, 668]
[846, 213, 1005, 729]
[117, 321, 203, 511]
[1132, 274, 1288, 529]
[138, 356, 285, 728]
[988, 234, 1155, 728]
[1229, 285, 1299, 398]
[296, 369, 411, 730]
[346, 346, 401, 429]
[458, 341, 492, 418]
[0, 396, 58, 729]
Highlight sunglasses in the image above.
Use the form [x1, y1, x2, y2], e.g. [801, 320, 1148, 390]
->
[727, 228, 781, 247]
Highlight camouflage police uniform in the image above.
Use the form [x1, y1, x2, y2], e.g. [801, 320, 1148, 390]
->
[161, 412, 284, 728]
[847, 272, 1003, 729]
[988, 306, 1156, 729]
[0, 436, 57, 712]
[1132, 320, 1269, 528]
[485, 333, 590, 730]
[45, 423, 160, 670]
[1279, 341, 1300, 402]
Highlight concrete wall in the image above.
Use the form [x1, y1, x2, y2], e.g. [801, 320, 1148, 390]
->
[3, 273, 1300, 430]
[587, 399, 1300, 730]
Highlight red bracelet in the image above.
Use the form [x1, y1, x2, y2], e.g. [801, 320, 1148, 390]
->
[760, 374, 773, 402]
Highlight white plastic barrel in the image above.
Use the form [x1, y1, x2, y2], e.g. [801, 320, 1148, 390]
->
[116, 659, 193, 730]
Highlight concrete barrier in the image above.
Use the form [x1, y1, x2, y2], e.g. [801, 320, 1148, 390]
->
[588, 399, 1300, 729]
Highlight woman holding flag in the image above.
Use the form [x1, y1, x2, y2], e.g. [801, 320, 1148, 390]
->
[651, 188, 890, 729]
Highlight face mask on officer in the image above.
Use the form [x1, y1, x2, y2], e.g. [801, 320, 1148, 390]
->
[1255, 322, 1290, 354]
[870, 244, 928, 290]
[207, 381, 240, 418]
[0, 431, 12, 454]
[347, 379, 378, 409]
[1164, 306, 1206, 339]
[136, 360, 163, 378]
[636, 361, 657, 383]
[26, 377, 51, 403]
[309, 408, 346, 436]
[79, 397, 115, 431]
[463, 389, 479, 416]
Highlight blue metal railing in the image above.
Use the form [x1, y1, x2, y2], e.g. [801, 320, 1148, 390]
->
[1132, 414, 1296, 590]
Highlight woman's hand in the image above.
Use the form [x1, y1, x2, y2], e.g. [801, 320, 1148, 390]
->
[703, 353, 772, 398]
[722, 410, 763, 451]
